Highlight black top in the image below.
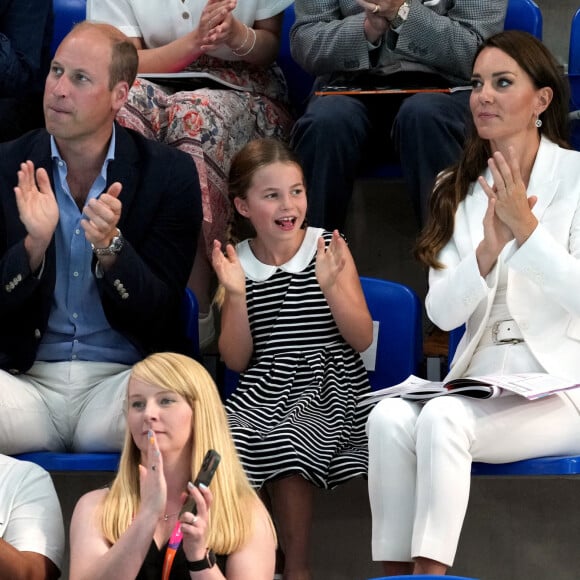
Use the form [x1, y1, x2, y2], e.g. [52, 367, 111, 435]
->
[136, 540, 227, 579]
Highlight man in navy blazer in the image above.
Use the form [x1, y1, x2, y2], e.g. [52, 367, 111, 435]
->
[0, 22, 202, 454]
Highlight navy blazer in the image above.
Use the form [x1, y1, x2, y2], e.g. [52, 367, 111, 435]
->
[0, 123, 202, 373]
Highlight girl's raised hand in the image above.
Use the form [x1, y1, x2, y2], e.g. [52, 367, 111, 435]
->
[315, 230, 347, 292]
[138, 429, 167, 520]
[180, 482, 213, 562]
[212, 239, 246, 296]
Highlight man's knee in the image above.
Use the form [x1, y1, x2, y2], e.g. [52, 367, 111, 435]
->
[292, 95, 368, 144]
[396, 93, 452, 129]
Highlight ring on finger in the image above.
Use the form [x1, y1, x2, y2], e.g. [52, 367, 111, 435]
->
[372, 3, 380, 13]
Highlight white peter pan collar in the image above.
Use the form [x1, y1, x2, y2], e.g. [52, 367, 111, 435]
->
[237, 227, 324, 282]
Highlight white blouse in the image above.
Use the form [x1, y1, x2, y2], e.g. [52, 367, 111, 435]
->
[87, 0, 292, 60]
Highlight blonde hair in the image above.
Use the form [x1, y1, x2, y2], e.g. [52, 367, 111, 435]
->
[100, 352, 272, 554]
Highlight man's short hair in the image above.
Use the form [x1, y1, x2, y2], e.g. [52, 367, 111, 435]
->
[71, 21, 138, 90]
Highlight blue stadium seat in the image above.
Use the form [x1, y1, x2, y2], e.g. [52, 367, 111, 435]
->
[51, 0, 87, 55]
[446, 325, 580, 476]
[14, 451, 120, 471]
[360, 276, 422, 390]
[567, 9, 580, 150]
[279, 4, 314, 114]
[504, 0, 542, 39]
[221, 276, 423, 400]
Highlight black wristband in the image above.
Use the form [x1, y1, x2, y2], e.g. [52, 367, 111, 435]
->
[186, 549, 216, 572]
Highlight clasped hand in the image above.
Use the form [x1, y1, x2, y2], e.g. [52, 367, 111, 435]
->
[477, 147, 538, 252]
[198, 0, 239, 52]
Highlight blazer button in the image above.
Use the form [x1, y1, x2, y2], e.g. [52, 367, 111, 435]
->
[34, 329, 41, 339]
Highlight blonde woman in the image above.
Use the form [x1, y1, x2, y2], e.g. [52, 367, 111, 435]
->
[69, 352, 275, 579]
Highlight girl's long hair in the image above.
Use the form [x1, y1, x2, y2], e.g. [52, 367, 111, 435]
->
[415, 30, 570, 269]
[100, 352, 273, 554]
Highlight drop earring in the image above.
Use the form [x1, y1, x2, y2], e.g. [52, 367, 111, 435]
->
[535, 115, 542, 128]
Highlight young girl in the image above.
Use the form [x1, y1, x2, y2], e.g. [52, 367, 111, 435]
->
[212, 138, 373, 580]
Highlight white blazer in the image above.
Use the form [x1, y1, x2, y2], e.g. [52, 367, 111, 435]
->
[426, 137, 580, 383]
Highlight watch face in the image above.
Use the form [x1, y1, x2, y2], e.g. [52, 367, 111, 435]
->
[399, 2, 410, 19]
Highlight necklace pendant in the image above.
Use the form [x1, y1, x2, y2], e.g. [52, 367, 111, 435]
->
[163, 514, 169, 521]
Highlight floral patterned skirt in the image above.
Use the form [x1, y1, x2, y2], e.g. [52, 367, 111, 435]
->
[116, 57, 294, 253]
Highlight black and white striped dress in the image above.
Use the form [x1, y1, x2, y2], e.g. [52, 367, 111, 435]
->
[226, 227, 370, 490]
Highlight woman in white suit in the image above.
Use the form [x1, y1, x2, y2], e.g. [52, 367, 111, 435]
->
[367, 30, 580, 576]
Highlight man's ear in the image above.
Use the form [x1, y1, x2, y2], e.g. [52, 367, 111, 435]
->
[111, 81, 130, 112]
[233, 197, 250, 217]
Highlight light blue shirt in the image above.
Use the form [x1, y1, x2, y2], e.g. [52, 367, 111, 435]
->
[36, 128, 141, 364]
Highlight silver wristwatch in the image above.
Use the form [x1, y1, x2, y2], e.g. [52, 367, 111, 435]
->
[91, 228, 124, 256]
[390, 0, 410, 29]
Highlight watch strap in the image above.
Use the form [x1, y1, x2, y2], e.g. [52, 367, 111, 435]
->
[91, 228, 124, 256]
[390, 0, 410, 29]
[186, 549, 216, 571]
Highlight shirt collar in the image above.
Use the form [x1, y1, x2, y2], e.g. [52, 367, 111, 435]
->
[50, 125, 117, 166]
[237, 227, 324, 281]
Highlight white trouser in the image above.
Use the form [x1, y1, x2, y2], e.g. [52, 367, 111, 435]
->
[0, 361, 131, 454]
[367, 390, 580, 567]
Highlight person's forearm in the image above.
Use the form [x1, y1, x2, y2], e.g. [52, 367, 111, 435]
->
[135, 32, 204, 73]
[0, 539, 57, 580]
[231, 27, 280, 67]
[324, 282, 373, 352]
[218, 293, 253, 372]
[71, 510, 157, 580]
[24, 234, 50, 274]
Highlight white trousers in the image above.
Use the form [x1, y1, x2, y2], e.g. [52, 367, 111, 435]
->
[367, 390, 580, 567]
[0, 361, 131, 454]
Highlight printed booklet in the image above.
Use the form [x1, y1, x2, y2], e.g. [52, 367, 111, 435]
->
[359, 373, 580, 407]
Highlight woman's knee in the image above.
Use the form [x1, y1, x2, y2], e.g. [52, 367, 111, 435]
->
[416, 397, 474, 446]
[366, 398, 419, 440]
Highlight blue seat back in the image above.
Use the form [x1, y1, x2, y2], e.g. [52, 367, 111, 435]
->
[182, 287, 200, 358]
[222, 276, 423, 399]
[360, 277, 423, 390]
[447, 325, 580, 475]
[279, 4, 315, 112]
[51, 0, 87, 55]
[568, 8, 580, 125]
[14, 451, 120, 471]
[504, 0, 542, 38]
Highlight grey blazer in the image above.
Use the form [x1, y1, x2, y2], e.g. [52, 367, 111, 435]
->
[290, 0, 507, 85]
